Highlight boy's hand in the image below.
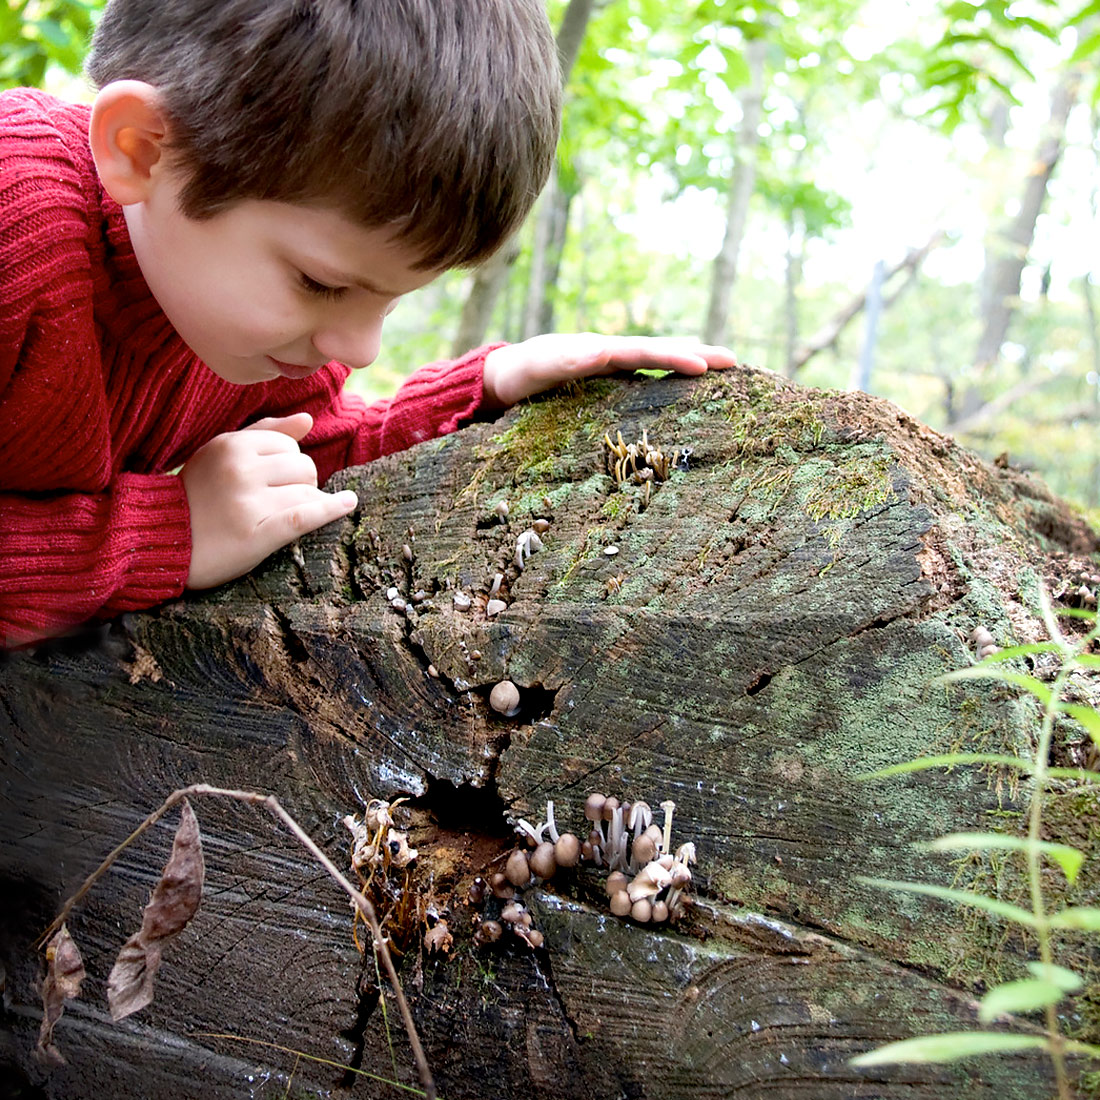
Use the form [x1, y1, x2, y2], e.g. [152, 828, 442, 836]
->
[481, 334, 737, 410]
[181, 412, 358, 590]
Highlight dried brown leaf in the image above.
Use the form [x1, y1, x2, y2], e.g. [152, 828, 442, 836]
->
[107, 798, 204, 1021]
[36, 923, 86, 1066]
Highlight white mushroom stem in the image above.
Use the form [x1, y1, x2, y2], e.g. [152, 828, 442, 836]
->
[660, 799, 676, 854]
[675, 841, 697, 866]
[608, 805, 627, 872]
[544, 800, 560, 844]
[628, 801, 652, 840]
[516, 818, 543, 845]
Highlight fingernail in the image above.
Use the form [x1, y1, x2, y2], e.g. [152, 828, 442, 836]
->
[337, 490, 358, 509]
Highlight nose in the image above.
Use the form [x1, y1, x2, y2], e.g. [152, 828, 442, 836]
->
[312, 309, 386, 371]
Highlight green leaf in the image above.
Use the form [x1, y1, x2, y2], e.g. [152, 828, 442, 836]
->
[941, 668, 1053, 705]
[923, 833, 1084, 884]
[979, 979, 1064, 1021]
[857, 878, 1036, 926]
[1025, 962, 1083, 992]
[1061, 703, 1100, 747]
[857, 753, 1035, 779]
[849, 1032, 1049, 1066]
[1049, 907, 1100, 931]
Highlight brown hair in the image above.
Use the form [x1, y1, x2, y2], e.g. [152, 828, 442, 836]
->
[86, 0, 561, 269]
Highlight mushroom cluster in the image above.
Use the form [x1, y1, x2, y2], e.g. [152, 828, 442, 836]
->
[580, 793, 696, 923]
[343, 797, 419, 882]
[604, 428, 685, 508]
[468, 791, 697, 952]
[970, 625, 1001, 661]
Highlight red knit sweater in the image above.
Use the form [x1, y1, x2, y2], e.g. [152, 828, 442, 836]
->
[0, 89, 494, 647]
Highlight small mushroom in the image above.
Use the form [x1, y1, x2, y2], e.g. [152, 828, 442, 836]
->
[660, 799, 677, 853]
[609, 889, 632, 917]
[631, 898, 653, 923]
[529, 841, 557, 880]
[475, 919, 503, 946]
[584, 793, 607, 823]
[505, 848, 531, 887]
[489, 872, 514, 900]
[515, 925, 544, 949]
[651, 900, 669, 924]
[490, 680, 521, 717]
[533, 518, 551, 535]
[605, 871, 629, 897]
[386, 586, 399, 601]
[501, 902, 525, 924]
[453, 591, 472, 611]
[489, 572, 504, 597]
[495, 499, 510, 522]
[627, 860, 673, 903]
[631, 832, 658, 868]
[554, 832, 581, 868]
[468, 877, 487, 906]
[486, 598, 507, 617]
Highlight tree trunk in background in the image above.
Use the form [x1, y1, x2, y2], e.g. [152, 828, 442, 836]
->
[451, 0, 595, 354]
[702, 36, 765, 347]
[782, 208, 804, 375]
[972, 72, 1079, 371]
[4, 369, 1098, 1100]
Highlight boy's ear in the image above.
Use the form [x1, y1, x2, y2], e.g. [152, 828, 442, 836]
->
[89, 81, 171, 206]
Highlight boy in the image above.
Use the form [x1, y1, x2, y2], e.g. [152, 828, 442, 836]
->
[0, 0, 734, 647]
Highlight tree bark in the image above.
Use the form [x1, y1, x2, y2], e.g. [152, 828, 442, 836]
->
[973, 72, 1079, 371]
[702, 37, 765, 347]
[3, 369, 1098, 1099]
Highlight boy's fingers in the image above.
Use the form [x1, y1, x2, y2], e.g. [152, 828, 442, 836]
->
[259, 488, 359, 546]
[244, 411, 314, 440]
[263, 452, 319, 488]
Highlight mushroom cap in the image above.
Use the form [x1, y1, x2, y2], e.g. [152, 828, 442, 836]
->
[490, 680, 521, 716]
[529, 841, 558, 880]
[554, 832, 581, 868]
[609, 889, 632, 917]
[631, 898, 653, 923]
[670, 864, 692, 889]
[605, 871, 629, 897]
[601, 796, 621, 822]
[631, 833, 657, 866]
[584, 793, 607, 821]
[489, 872, 515, 899]
[501, 902, 524, 924]
[651, 900, 669, 923]
[505, 848, 531, 887]
[524, 928, 545, 949]
[627, 860, 673, 902]
[478, 919, 503, 943]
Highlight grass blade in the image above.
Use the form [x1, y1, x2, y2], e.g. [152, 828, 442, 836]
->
[923, 833, 1084, 884]
[979, 978, 1064, 1021]
[850, 1032, 1049, 1066]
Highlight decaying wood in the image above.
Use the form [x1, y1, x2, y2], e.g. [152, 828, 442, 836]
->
[2, 366, 1098, 1099]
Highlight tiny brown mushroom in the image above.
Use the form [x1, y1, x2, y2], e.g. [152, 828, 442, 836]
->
[505, 848, 531, 887]
[476, 919, 503, 945]
[631, 833, 658, 867]
[610, 890, 632, 917]
[554, 832, 581, 868]
[651, 900, 669, 924]
[529, 841, 557, 880]
[490, 681, 521, 717]
[605, 871, 629, 897]
[631, 898, 653, 923]
[601, 796, 621, 822]
[489, 872, 515, 899]
[501, 902, 524, 924]
[584, 793, 607, 822]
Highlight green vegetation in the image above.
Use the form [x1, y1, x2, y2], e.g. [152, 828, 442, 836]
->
[852, 597, 1100, 1100]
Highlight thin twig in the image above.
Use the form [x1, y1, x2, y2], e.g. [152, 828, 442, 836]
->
[42, 783, 436, 1100]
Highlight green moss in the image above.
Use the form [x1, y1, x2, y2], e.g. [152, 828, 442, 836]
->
[600, 492, 633, 520]
[803, 451, 895, 525]
[725, 379, 827, 455]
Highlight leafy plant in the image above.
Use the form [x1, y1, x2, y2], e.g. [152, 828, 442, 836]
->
[850, 593, 1100, 1100]
[0, 0, 102, 90]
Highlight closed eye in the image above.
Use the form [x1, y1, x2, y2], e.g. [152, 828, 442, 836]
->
[298, 272, 348, 300]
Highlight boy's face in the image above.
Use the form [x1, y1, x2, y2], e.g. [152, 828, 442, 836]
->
[122, 172, 440, 385]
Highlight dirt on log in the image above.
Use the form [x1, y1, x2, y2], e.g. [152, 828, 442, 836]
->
[2, 366, 1100, 1100]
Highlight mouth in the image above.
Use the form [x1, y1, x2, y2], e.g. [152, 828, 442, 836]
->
[268, 357, 324, 381]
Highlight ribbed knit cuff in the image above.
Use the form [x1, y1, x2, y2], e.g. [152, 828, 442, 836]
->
[99, 472, 192, 614]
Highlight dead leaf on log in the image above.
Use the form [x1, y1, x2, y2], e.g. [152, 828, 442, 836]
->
[36, 923, 85, 1066]
[107, 798, 204, 1021]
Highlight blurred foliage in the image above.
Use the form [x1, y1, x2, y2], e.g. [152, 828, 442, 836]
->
[0, 0, 100, 89]
[2, 0, 1099, 515]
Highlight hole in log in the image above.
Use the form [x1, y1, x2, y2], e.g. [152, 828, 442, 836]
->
[745, 671, 772, 696]
[415, 777, 511, 835]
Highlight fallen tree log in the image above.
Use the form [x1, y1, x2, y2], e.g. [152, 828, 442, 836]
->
[2, 366, 1099, 1099]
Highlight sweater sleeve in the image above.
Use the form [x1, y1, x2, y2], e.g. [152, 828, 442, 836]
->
[297, 343, 502, 484]
[0, 473, 193, 648]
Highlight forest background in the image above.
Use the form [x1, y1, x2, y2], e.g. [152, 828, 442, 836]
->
[6, 0, 1100, 521]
